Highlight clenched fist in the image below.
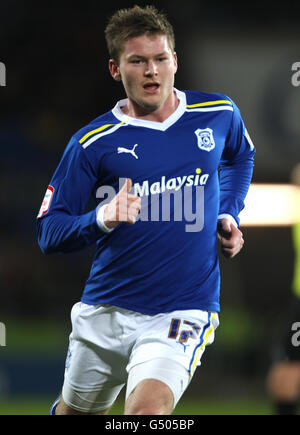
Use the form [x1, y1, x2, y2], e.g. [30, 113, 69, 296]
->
[217, 218, 244, 259]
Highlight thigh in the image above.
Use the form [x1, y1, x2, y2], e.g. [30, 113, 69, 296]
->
[124, 378, 174, 415]
[127, 309, 219, 378]
[125, 358, 190, 414]
[124, 309, 219, 413]
[61, 380, 124, 414]
[61, 302, 127, 413]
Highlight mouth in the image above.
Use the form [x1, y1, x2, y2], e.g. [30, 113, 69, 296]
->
[143, 82, 160, 93]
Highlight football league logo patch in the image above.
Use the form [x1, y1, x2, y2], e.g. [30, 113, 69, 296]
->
[195, 128, 215, 152]
[37, 185, 54, 218]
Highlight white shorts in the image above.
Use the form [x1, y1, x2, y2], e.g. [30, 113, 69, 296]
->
[62, 302, 219, 413]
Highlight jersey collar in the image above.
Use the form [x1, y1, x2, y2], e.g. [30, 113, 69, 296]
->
[111, 88, 186, 131]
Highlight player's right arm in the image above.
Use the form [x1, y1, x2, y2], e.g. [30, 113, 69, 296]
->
[36, 137, 140, 255]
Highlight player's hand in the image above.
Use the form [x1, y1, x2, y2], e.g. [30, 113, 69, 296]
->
[217, 218, 244, 259]
[103, 178, 141, 229]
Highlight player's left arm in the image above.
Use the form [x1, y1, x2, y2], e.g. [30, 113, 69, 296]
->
[218, 98, 256, 257]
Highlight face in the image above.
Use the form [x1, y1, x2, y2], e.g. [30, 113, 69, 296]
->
[109, 33, 178, 118]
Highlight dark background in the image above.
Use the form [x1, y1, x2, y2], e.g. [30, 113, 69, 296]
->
[0, 0, 299, 406]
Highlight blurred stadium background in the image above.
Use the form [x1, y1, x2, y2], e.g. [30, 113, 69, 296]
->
[0, 0, 299, 415]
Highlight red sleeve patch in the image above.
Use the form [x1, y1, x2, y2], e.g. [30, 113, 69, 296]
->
[37, 185, 54, 218]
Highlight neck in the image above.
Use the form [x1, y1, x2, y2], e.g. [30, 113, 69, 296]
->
[122, 90, 180, 122]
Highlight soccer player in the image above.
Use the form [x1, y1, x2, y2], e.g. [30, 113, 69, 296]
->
[37, 5, 255, 415]
[266, 164, 300, 415]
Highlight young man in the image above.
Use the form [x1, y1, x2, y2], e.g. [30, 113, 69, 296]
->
[37, 5, 255, 415]
[266, 164, 300, 415]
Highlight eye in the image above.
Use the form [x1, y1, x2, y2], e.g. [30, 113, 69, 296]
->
[130, 59, 143, 64]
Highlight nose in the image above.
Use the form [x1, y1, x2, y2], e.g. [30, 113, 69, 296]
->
[144, 60, 158, 77]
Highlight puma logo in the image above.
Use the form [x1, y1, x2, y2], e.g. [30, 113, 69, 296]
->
[117, 144, 139, 159]
[178, 341, 190, 353]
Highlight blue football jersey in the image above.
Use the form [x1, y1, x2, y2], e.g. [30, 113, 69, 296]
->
[37, 89, 255, 314]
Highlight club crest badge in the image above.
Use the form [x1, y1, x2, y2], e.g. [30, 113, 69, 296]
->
[37, 185, 54, 218]
[194, 128, 215, 152]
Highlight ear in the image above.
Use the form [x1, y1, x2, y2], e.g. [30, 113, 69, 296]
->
[109, 59, 122, 82]
[173, 52, 178, 74]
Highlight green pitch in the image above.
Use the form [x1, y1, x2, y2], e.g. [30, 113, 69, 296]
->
[0, 396, 275, 415]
